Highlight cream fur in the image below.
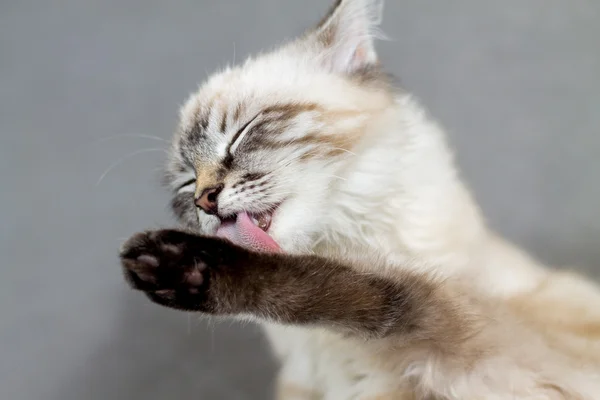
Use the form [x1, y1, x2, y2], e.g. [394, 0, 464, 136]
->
[171, 0, 600, 398]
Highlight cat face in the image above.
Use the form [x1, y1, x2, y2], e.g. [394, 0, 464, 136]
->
[164, 0, 392, 252]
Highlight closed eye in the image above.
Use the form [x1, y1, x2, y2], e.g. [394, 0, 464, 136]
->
[229, 113, 261, 155]
[175, 177, 196, 192]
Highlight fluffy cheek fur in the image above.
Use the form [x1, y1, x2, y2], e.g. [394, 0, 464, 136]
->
[267, 165, 336, 253]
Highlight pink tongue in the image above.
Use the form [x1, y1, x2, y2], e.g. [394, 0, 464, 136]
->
[216, 212, 281, 253]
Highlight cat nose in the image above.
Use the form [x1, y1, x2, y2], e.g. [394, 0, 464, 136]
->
[195, 185, 223, 215]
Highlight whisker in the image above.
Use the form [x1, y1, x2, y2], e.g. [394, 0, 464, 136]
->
[95, 148, 166, 186]
[330, 147, 356, 156]
[324, 174, 347, 181]
[262, 153, 304, 176]
[90, 133, 169, 146]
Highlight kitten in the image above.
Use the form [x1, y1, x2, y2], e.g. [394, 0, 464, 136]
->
[120, 0, 600, 398]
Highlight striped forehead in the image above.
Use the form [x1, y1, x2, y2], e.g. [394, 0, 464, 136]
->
[175, 87, 368, 177]
[180, 100, 323, 149]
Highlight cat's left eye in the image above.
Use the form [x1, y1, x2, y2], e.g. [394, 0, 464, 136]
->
[175, 177, 196, 192]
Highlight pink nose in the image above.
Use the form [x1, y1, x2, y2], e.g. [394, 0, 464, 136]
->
[194, 185, 222, 215]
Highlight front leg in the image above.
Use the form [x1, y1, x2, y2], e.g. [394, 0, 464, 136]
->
[120, 229, 462, 340]
[120, 230, 578, 398]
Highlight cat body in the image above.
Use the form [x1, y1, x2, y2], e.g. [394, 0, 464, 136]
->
[261, 94, 600, 398]
[120, 1, 600, 398]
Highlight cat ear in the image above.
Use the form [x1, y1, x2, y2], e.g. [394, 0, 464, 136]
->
[305, 0, 385, 74]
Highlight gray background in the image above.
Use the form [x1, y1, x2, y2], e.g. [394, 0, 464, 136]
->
[1, 1, 599, 399]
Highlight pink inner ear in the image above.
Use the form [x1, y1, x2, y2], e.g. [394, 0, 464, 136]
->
[351, 46, 369, 69]
[355, 46, 367, 61]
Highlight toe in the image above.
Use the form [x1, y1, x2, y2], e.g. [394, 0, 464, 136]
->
[136, 254, 159, 267]
[186, 268, 204, 286]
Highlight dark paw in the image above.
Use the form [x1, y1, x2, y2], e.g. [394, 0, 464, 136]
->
[119, 229, 222, 310]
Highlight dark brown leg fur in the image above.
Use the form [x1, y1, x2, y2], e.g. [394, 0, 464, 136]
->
[120, 229, 465, 340]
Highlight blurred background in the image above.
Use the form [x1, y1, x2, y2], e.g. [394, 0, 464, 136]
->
[1, 1, 599, 399]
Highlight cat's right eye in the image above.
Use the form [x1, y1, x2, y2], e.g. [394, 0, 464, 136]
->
[229, 113, 261, 155]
